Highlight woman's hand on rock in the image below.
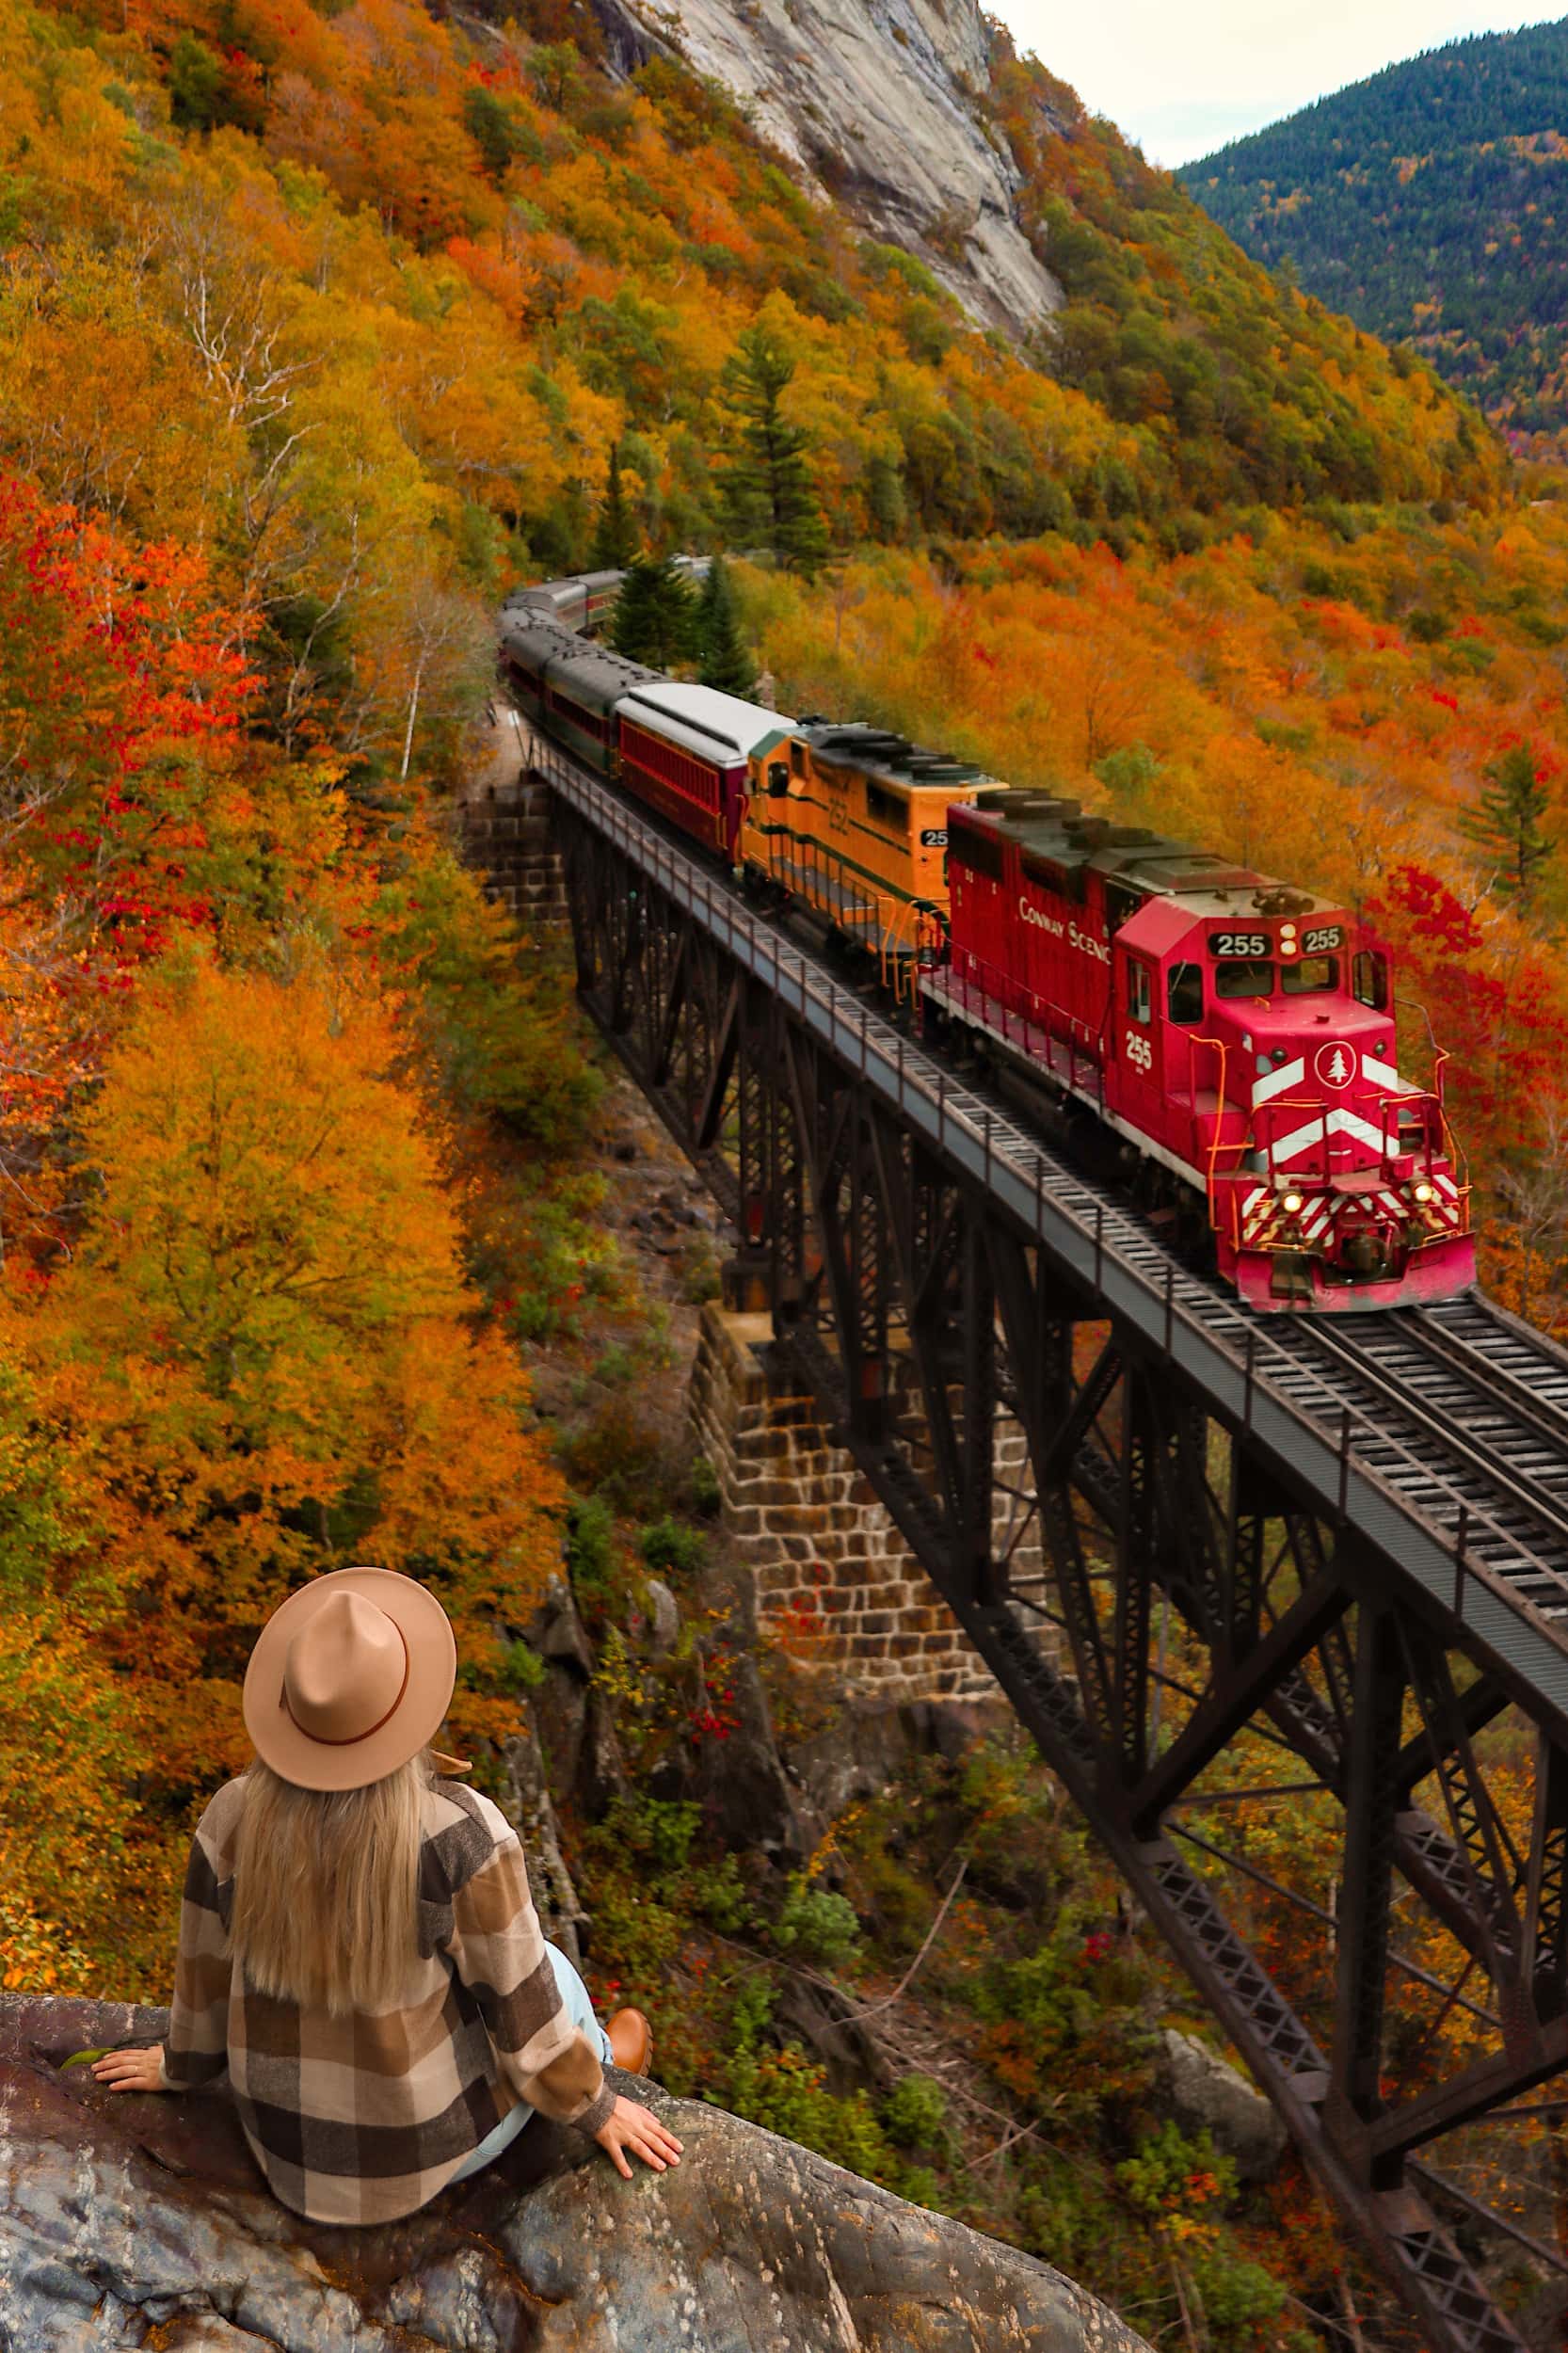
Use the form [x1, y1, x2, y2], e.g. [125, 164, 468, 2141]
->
[593, 2094, 683, 2179]
[91, 2045, 168, 2093]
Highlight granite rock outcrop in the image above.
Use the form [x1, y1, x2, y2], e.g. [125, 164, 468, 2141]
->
[598, 0, 1063, 333]
[0, 1991, 1153, 2352]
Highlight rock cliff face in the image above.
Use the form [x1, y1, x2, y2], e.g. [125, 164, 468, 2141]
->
[602, 0, 1061, 334]
[0, 1992, 1152, 2352]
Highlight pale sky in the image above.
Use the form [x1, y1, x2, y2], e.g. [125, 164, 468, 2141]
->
[991, 3, 1566, 167]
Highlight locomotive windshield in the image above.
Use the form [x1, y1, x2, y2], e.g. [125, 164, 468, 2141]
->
[1280, 955, 1338, 994]
[1214, 958, 1273, 998]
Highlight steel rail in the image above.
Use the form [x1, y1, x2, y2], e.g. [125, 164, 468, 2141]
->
[1413, 1297, 1568, 1449]
[1300, 1318, 1568, 1557]
[543, 743, 1568, 1737]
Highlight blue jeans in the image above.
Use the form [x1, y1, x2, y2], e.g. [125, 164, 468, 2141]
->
[450, 1943, 615, 2181]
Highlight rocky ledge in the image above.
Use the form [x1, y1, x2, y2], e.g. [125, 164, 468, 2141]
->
[0, 1992, 1151, 2351]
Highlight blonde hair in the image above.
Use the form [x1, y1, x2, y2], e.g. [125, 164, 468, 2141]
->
[229, 1751, 433, 2016]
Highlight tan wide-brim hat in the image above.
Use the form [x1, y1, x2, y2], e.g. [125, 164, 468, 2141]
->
[243, 1567, 462, 1793]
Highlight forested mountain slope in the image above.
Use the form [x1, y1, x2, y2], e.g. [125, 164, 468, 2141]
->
[1183, 18, 1568, 433]
[1, 0, 1496, 600]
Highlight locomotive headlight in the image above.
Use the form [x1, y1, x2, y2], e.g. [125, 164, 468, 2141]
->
[1282, 1192, 1304, 1215]
[1412, 1180, 1434, 1204]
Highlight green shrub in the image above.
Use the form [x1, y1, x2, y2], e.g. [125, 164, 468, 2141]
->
[881, 2073, 947, 2149]
[688, 1455, 721, 1515]
[566, 1494, 616, 1609]
[689, 1852, 754, 1933]
[600, 1791, 702, 1875]
[638, 1515, 708, 1577]
[377, 856, 604, 1153]
[888, 2162, 944, 2211]
[1115, 2121, 1238, 2221]
[168, 31, 222, 129]
[497, 1638, 547, 1693]
[1189, 2253, 1290, 2345]
[772, 1876, 861, 1969]
[725, 2041, 891, 2175]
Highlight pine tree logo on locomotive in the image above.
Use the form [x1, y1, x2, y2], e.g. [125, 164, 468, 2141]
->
[502, 576, 1474, 1315]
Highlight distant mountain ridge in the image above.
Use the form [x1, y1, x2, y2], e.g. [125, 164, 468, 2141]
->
[1181, 18, 1568, 432]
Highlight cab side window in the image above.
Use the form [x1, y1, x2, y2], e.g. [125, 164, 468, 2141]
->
[1352, 950, 1389, 1011]
[767, 760, 790, 800]
[791, 741, 807, 777]
[1127, 957, 1152, 1024]
[1167, 962, 1203, 1024]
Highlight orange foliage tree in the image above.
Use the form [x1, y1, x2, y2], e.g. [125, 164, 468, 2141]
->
[2, 947, 566, 1978]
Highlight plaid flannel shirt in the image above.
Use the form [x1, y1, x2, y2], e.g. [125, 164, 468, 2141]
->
[158, 1774, 616, 2223]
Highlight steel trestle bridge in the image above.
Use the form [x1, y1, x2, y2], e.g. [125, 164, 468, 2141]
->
[534, 733, 1568, 2353]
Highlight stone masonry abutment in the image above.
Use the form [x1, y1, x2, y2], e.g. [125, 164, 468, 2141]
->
[690, 1305, 1019, 1704]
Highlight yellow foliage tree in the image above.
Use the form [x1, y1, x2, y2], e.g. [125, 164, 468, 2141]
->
[28, 945, 565, 1769]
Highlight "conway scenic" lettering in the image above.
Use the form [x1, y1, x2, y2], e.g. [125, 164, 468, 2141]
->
[1017, 899, 1111, 964]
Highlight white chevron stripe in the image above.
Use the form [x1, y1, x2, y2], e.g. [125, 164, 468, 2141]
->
[1361, 1055, 1414, 1095]
[1267, 1107, 1389, 1167]
[1252, 1056, 1306, 1108]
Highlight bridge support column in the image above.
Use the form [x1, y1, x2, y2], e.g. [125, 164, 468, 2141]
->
[689, 1304, 1029, 1705]
[458, 761, 568, 933]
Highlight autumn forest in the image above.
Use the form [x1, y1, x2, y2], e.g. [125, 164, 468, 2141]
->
[7, 0, 1568, 2337]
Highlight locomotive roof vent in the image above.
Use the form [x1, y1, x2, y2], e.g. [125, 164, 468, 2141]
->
[1253, 885, 1316, 915]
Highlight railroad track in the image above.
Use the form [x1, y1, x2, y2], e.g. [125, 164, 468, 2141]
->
[919, 1021, 1568, 1626]
[1421, 1290, 1568, 1433]
[1285, 1297, 1568, 1623]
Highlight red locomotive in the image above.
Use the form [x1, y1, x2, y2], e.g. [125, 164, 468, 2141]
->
[922, 792, 1474, 1312]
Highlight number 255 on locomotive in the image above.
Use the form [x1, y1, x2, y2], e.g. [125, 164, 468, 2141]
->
[922, 793, 1475, 1313]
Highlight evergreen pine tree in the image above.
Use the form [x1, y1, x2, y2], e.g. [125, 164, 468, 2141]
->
[589, 443, 637, 570]
[1461, 743, 1554, 904]
[695, 557, 758, 697]
[716, 325, 829, 577]
[610, 552, 696, 671]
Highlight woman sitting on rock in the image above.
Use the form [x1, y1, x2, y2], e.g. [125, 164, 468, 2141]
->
[93, 1567, 682, 2224]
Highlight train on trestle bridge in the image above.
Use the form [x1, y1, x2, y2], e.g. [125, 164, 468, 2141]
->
[501, 571, 1474, 1318]
[494, 566, 1568, 2353]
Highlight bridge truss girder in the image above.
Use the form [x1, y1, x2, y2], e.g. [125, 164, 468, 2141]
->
[554, 787, 1568, 2353]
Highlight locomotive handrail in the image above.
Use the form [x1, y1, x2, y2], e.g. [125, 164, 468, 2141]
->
[1251, 1081, 1452, 1192]
[1391, 988, 1472, 1187]
[939, 945, 1107, 1108]
[1189, 1033, 1233, 1218]
[540, 740, 1568, 1735]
